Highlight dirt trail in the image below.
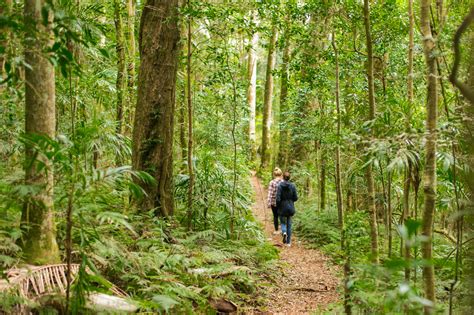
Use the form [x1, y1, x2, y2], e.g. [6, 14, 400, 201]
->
[250, 175, 339, 314]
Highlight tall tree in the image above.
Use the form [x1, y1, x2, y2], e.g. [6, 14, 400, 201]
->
[403, 0, 415, 282]
[449, 8, 474, 310]
[186, 0, 194, 228]
[420, 0, 438, 310]
[125, 0, 136, 132]
[363, 0, 379, 264]
[132, 0, 180, 216]
[21, 0, 60, 264]
[114, 0, 126, 136]
[247, 15, 258, 161]
[333, 30, 351, 315]
[277, 13, 290, 170]
[332, 33, 343, 228]
[260, 25, 278, 171]
[179, 88, 187, 163]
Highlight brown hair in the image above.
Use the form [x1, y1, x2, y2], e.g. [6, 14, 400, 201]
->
[283, 171, 291, 181]
[273, 168, 283, 177]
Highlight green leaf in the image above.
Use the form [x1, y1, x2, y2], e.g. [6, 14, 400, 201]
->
[152, 295, 179, 311]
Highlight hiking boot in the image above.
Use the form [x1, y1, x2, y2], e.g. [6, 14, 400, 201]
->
[286, 243, 291, 247]
[273, 231, 280, 235]
[282, 232, 287, 244]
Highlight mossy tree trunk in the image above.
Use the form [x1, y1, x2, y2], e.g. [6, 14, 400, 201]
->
[21, 0, 60, 264]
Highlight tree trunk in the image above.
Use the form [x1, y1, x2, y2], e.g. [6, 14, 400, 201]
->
[132, 0, 180, 216]
[407, 0, 415, 111]
[388, 170, 393, 257]
[260, 26, 278, 171]
[277, 24, 290, 170]
[332, 32, 344, 234]
[114, 0, 126, 136]
[404, 0, 415, 279]
[421, 0, 438, 310]
[20, 0, 60, 264]
[402, 164, 412, 281]
[186, 2, 194, 229]
[179, 87, 187, 163]
[247, 18, 258, 162]
[363, 0, 379, 264]
[320, 151, 326, 211]
[125, 0, 136, 133]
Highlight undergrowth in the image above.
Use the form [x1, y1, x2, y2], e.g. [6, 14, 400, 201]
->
[293, 197, 466, 314]
[0, 133, 279, 313]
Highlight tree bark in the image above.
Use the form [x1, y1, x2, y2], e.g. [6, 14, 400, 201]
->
[421, 0, 438, 310]
[132, 0, 180, 216]
[20, 0, 60, 264]
[114, 0, 126, 136]
[363, 0, 379, 264]
[260, 26, 278, 171]
[247, 17, 258, 162]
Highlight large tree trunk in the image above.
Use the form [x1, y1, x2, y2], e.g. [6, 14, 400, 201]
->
[20, 0, 60, 264]
[247, 18, 258, 162]
[260, 26, 278, 171]
[363, 0, 379, 264]
[132, 0, 180, 216]
[114, 0, 126, 136]
[421, 0, 438, 311]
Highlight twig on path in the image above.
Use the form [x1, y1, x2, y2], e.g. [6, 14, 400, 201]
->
[287, 286, 330, 293]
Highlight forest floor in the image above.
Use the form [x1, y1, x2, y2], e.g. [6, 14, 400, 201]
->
[250, 174, 339, 314]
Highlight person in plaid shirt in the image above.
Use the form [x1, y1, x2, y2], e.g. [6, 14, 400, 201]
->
[267, 168, 283, 234]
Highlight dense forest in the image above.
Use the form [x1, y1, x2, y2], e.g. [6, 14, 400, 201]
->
[0, 0, 473, 314]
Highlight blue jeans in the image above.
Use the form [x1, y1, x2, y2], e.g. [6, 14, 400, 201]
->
[280, 216, 292, 244]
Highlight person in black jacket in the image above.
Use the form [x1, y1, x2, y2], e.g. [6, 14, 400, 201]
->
[276, 171, 298, 247]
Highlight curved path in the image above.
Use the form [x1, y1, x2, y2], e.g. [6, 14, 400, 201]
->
[250, 175, 339, 314]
